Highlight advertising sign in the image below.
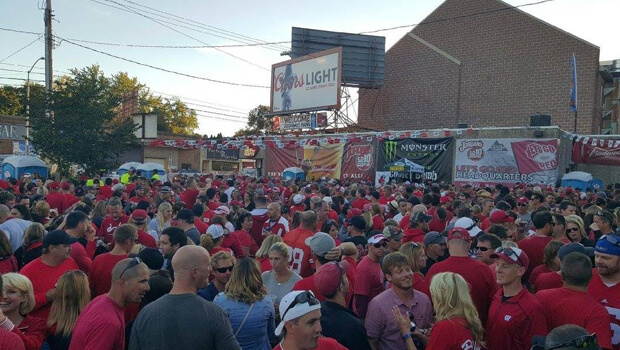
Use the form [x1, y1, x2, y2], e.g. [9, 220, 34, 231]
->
[270, 47, 342, 114]
[206, 148, 238, 160]
[341, 138, 376, 182]
[279, 112, 328, 130]
[376, 138, 454, 182]
[264, 143, 344, 180]
[572, 137, 620, 166]
[454, 139, 559, 186]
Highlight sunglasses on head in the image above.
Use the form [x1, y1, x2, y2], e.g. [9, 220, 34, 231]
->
[545, 333, 599, 350]
[566, 227, 580, 233]
[119, 257, 142, 279]
[373, 241, 388, 248]
[495, 247, 523, 266]
[215, 265, 234, 273]
[281, 291, 319, 320]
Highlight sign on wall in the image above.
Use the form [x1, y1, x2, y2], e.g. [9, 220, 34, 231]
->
[206, 148, 238, 160]
[572, 137, 620, 166]
[270, 47, 342, 114]
[276, 112, 328, 130]
[454, 138, 559, 186]
[376, 138, 454, 183]
[0, 124, 26, 140]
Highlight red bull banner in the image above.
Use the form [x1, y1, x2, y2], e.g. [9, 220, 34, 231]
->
[341, 137, 376, 182]
[454, 138, 559, 186]
[572, 137, 620, 166]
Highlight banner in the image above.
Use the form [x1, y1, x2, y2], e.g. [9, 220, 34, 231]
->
[279, 112, 328, 130]
[570, 53, 578, 112]
[264, 143, 344, 180]
[376, 138, 454, 182]
[572, 137, 620, 165]
[341, 137, 376, 182]
[454, 139, 559, 186]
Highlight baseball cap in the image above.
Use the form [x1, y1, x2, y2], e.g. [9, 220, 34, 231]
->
[490, 210, 515, 224]
[43, 230, 77, 248]
[176, 208, 194, 222]
[49, 182, 60, 190]
[214, 206, 230, 215]
[347, 208, 363, 220]
[293, 194, 304, 205]
[383, 226, 404, 240]
[490, 247, 529, 269]
[349, 216, 366, 231]
[135, 247, 164, 270]
[411, 211, 432, 223]
[112, 183, 124, 192]
[517, 197, 529, 205]
[135, 185, 144, 190]
[207, 224, 224, 239]
[60, 182, 71, 190]
[368, 234, 388, 244]
[275, 291, 321, 336]
[131, 209, 148, 224]
[454, 217, 483, 237]
[160, 186, 171, 193]
[558, 243, 594, 261]
[304, 232, 335, 257]
[314, 261, 350, 297]
[440, 196, 452, 204]
[424, 231, 446, 246]
[323, 196, 333, 205]
[447, 227, 472, 242]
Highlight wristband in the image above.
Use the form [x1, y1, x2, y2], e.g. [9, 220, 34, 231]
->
[402, 333, 412, 341]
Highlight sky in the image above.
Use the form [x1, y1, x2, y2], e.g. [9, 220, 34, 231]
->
[1, 0, 619, 137]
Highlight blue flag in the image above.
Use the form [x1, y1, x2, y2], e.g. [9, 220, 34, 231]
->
[570, 54, 578, 112]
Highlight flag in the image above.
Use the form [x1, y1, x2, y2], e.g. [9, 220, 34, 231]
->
[569, 54, 578, 112]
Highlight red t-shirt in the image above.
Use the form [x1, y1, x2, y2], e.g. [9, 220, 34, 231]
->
[353, 256, 384, 315]
[529, 264, 552, 288]
[257, 256, 272, 273]
[89, 253, 128, 297]
[517, 235, 553, 275]
[403, 228, 425, 244]
[536, 287, 613, 350]
[412, 272, 425, 291]
[290, 204, 305, 215]
[486, 287, 548, 350]
[423, 256, 497, 325]
[63, 193, 80, 208]
[179, 189, 199, 208]
[11, 315, 47, 350]
[233, 229, 259, 256]
[283, 227, 314, 278]
[97, 215, 129, 243]
[250, 209, 270, 245]
[20, 257, 79, 321]
[351, 198, 370, 210]
[0, 329, 24, 350]
[46, 192, 66, 214]
[137, 229, 157, 249]
[70, 241, 95, 274]
[371, 215, 384, 231]
[210, 247, 233, 256]
[426, 317, 479, 350]
[0, 255, 18, 274]
[535, 272, 563, 292]
[588, 271, 620, 350]
[194, 218, 208, 235]
[202, 210, 215, 225]
[272, 337, 347, 350]
[69, 295, 125, 350]
[221, 234, 244, 257]
[99, 185, 113, 199]
[399, 214, 411, 230]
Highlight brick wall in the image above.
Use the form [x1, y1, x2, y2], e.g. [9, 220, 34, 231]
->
[358, 0, 601, 134]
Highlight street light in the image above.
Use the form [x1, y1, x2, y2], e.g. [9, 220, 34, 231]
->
[26, 57, 45, 156]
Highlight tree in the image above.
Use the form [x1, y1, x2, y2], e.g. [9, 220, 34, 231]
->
[234, 105, 275, 136]
[30, 65, 139, 174]
[0, 87, 23, 115]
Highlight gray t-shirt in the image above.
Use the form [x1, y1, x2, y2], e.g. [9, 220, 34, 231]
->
[129, 293, 241, 350]
[261, 270, 302, 305]
[185, 227, 201, 245]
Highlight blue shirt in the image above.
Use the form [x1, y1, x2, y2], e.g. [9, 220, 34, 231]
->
[197, 282, 220, 302]
[213, 293, 275, 350]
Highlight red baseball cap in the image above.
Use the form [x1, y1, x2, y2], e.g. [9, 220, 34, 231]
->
[314, 261, 350, 296]
[490, 210, 515, 224]
[517, 197, 528, 205]
[490, 247, 529, 269]
[447, 227, 472, 242]
[60, 182, 71, 190]
[440, 196, 452, 204]
[347, 208, 363, 220]
[131, 209, 148, 222]
[49, 182, 60, 190]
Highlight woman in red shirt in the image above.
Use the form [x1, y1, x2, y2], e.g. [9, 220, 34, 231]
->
[233, 212, 259, 257]
[370, 204, 385, 232]
[0, 273, 47, 350]
[0, 232, 17, 274]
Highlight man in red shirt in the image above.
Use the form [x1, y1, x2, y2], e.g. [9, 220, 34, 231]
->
[518, 210, 554, 277]
[536, 252, 613, 350]
[283, 211, 317, 278]
[250, 196, 270, 245]
[290, 194, 306, 214]
[99, 178, 114, 200]
[70, 257, 150, 350]
[351, 189, 370, 210]
[64, 211, 97, 273]
[89, 224, 137, 297]
[60, 182, 79, 208]
[45, 182, 66, 214]
[129, 185, 149, 203]
[423, 227, 497, 325]
[487, 247, 547, 350]
[264, 202, 290, 237]
[179, 181, 199, 208]
[191, 204, 209, 234]
[403, 211, 431, 244]
[97, 198, 129, 244]
[588, 235, 620, 350]
[293, 232, 336, 301]
[353, 234, 387, 318]
[20, 230, 80, 321]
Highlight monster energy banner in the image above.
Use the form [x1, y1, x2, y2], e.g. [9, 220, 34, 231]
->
[377, 138, 454, 182]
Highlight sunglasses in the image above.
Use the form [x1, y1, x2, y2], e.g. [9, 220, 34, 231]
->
[476, 246, 490, 252]
[215, 265, 234, 273]
[373, 242, 388, 248]
[281, 291, 319, 320]
[545, 334, 599, 350]
[566, 227, 580, 234]
[517, 203, 527, 207]
[119, 257, 142, 279]
[495, 247, 523, 266]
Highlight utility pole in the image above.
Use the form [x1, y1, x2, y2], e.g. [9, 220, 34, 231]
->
[27, 57, 45, 156]
[44, 0, 53, 94]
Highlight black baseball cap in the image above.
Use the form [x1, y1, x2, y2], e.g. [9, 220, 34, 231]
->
[43, 230, 77, 248]
[176, 208, 194, 222]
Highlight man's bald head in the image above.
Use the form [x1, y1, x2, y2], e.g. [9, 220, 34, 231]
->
[172, 245, 211, 272]
[412, 204, 427, 213]
[111, 258, 149, 282]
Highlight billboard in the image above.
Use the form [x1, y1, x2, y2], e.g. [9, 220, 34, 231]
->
[454, 139, 559, 186]
[277, 112, 328, 130]
[264, 143, 344, 180]
[572, 137, 620, 166]
[376, 138, 454, 182]
[341, 137, 376, 182]
[270, 47, 342, 114]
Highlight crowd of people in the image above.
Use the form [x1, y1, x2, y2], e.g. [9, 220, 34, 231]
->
[0, 170, 618, 350]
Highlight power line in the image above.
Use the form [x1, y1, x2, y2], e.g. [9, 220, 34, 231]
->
[0, 27, 41, 35]
[0, 68, 46, 75]
[94, 0, 270, 71]
[60, 38, 270, 88]
[54, 37, 290, 49]
[0, 76, 45, 82]
[0, 37, 41, 63]
[190, 108, 248, 120]
[195, 113, 247, 124]
[0, 62, 74, 76]
[151, 90, 252, 112]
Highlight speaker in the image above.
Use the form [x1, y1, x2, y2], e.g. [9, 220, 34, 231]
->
[530, 114, 551, 127]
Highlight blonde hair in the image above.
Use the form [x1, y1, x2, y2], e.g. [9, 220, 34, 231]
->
[210, 251, 236, 270]
[399, 242, 426, 273]
[200, 234, 214, 251]
[371, 203, 382, 216]
[2, 273, 36, 315]
[268, 242, 289, 259]
[156, 202, 173, 234]
[565, 215, 587, 240]
[430, 272, 485, 347]
[47, 270, 90, 336]
[362, 211, 372, 231]
[255, 235, 283, 258]
[224, 257, 265, 304]
[23, 223, 46, 247]
[34, 201, 50, 218]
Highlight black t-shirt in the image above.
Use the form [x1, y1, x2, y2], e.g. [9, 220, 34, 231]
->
[344, 236, 368, 260]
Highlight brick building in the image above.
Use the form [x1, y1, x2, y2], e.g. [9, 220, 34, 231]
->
[358, 0, 601, 134]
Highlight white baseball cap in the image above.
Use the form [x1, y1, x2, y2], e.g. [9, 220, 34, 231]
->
[454, 217, 482, 237]
[275, 291, 321, 336]
[207, 224, 224, 239]
[293, 194, 304, 205]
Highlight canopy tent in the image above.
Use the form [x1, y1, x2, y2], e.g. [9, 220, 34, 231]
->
[137, 162, 167, 181]
[383, 158, 425, 173]
[283, 167, 306, 181]
[561, 171, 602, 191]
[1, 156, 48, 180]
[118, 162, 142, 175]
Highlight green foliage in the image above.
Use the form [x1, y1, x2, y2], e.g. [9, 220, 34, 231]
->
[0, 87, 23, 115]
[234, 105, 274, 136]
[29, 65, 139, 174]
